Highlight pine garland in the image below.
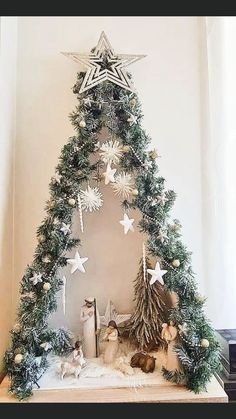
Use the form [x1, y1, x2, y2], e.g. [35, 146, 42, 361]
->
[4, 72, 221, 399]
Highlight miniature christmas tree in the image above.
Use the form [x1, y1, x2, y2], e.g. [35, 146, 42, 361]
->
[129, 253, 167, 351]
[4, 32, 221, 400]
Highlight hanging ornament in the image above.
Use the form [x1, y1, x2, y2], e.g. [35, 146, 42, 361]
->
[42, 255, 51, 264]
[142, 242, 146, 283]
[43, 282, 51, 291]
[38, 235, 46, 243]
[40, 342, 52, 351]
[147, 261, 167, 285]
[157, 229, 168, 244]
[79, 186, 103, 212]
[149, 149, 160, 160]
[29, 273, 43, 285]
[122, 145, 131, 153]
[127, 113, 138, 126]
[60, 223, 71, 235]
[52, 173, 62, 184]
[156, 194, 168, 205]
[172, 259, 180, 268]
[62, 276, 66, 316]
[103, 163, 116, 185]
[14, 354, 23, 364]
[131, 188, 139, 197]
[178, 323, 188, 335]
[112, 172, 134, 198]
[200, 338, 210, 348]
[83, 97, 92, 107]
[99, 140, 123, 165]
[67, 251, 88, 274]
[13, 323, 21, 333]
[119, 213, 134, 234]
[68, 198, 76, 207]
[77, 193, 84, 233]
[79, 120, 86, 128]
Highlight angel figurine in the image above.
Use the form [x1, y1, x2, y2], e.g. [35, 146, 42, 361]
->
[161, 321, 182, 372]
[102, 320, 119, 364]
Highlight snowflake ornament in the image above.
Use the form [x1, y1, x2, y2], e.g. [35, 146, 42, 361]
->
[112, 172, 134, 198]
[99, 140, 123, 165]
[79, 185, 103, 212]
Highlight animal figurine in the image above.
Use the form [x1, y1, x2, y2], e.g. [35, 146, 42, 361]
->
[60, 340, 86, 379]
[130, 351, 156, 373]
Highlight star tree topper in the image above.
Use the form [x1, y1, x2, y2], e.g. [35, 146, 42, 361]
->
[62, 31, 146, 93]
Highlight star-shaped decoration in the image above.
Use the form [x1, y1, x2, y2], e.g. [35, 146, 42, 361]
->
[119, 213, 134, 234]
[100, 300, 131, 327]
[83, 97, 92, 107]
[178, 323, 188, 336]
[157, 229, 168, 244]
[52, 173, 62, 184]
[29, 272, 43, 285]
[127, 113, 138, 126]
[143, 161, 153, 170]
[103, 163, 116, 185]
[60, 222, 71, 235]
[156, 194, 168, 205]
[40, 342, 52, 351]
[147, 261, 167, 285]
[62, 31, 146, 93]
[67, 251, 88, 274]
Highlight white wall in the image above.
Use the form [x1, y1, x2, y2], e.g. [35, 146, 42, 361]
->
[0, 17, 17, 369]
[13, 17, 204, 336]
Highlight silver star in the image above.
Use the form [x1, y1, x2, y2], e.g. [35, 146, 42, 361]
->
[100, 300, 131, 327]
[40, 342, 52, 351]
[60, 223, 71, 235]
[67, 251, 88, 274]
[62, 31, 145, 93]
[119, 213, 134, 234]
[83, 97, 92, 107]
[53, 173, 62, 184]
[156, 194, 168, 205]
[29, 273, 43, 285]
[157, 229, 168, 244]
[103, 163, 116, 185]
[127, 113, 138, 126]
[178, 323, 188, 335]
[147, 261, 167, 285]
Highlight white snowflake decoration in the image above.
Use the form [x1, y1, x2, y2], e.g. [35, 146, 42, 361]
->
[112, 172, 134, 198]
[99, 140, 123, 165]
[79, 186, 103, 212]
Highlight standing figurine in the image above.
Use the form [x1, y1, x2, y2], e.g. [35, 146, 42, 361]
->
[161, 321, 182, 372]
[80, 297, 100, 358]
[102, 320, 119, 364]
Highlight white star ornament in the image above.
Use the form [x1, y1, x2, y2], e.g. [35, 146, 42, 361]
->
[147, 261, 167, 285]
[67, 251, 88, 274]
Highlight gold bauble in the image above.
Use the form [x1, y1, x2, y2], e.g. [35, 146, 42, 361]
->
[131, 189, 139, 197]
[13, 323, 21, 333]
[48, 200, 55, 209]
[68, 198, 76, 206]
[14, 354, 23, 364]
[122, 145, 131, 153]
[201, 338, 210, 348]
[43, 282, 51, 291]
[172, 259, 180, 268]
[79, 120, 86, 128]
[38, 235, 46, 243]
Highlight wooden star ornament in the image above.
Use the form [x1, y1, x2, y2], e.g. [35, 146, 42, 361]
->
[62, 32, 146, 93]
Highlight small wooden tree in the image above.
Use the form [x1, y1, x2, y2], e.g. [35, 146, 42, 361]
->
[129, 256, 167, 351]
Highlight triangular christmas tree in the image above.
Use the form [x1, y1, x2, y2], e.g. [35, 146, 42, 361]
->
[4, 32, 220, 400]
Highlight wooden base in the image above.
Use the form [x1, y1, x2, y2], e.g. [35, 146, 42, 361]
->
[0, 375, 228, 403]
